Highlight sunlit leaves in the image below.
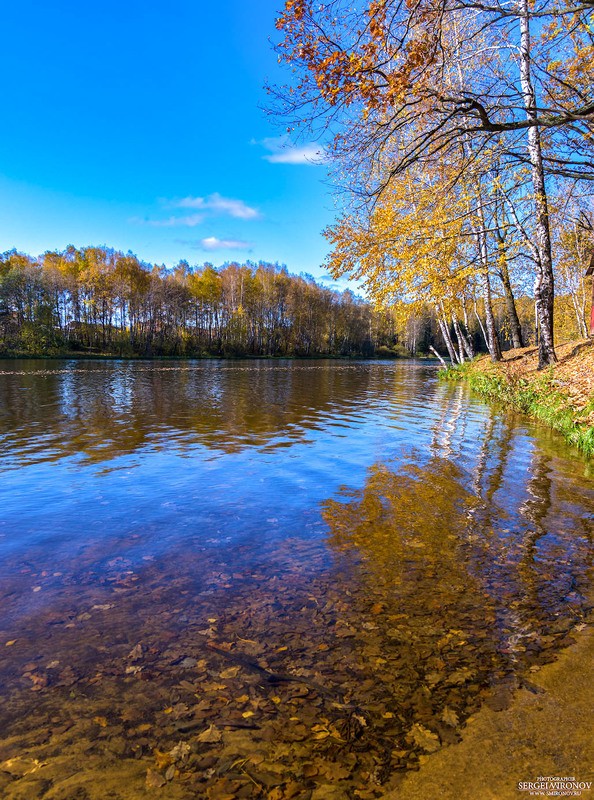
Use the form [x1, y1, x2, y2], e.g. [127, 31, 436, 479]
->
[324, 159, 479, 320]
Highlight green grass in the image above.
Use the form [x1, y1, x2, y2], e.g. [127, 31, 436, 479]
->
[442, 361, 594, 457]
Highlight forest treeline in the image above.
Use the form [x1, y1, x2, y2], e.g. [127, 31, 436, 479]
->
[272, 0, 594, 368]
[0, 245, 588, 360]
[0, 246, 402, 358]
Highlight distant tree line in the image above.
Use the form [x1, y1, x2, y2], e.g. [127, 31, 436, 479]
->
[0, 246, 403, 358]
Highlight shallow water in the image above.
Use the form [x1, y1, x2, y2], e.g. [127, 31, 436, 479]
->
[0, 359, 592, 799]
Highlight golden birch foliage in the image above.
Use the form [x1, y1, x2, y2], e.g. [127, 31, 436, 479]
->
[325, 169, 477, 317]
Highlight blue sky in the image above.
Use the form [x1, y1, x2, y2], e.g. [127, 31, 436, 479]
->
[0, 0, 341, 282]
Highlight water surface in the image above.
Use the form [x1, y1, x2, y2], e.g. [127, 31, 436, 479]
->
[0, 360, 592, 799]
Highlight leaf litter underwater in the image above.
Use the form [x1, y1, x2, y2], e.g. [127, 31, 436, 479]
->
[0, 457, 591, 800]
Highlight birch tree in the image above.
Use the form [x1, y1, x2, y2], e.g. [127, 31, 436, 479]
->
[272, 0, 594, 366]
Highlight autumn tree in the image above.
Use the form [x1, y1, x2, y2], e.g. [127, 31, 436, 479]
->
[272, 0, 594, 366]
[0, 246, 399, 358]
[552, 199, 594, 339]
[324, 153, 507, 361]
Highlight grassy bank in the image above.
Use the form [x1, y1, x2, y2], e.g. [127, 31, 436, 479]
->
[443, 340, 594, 457]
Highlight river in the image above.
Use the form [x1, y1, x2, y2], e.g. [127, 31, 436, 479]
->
[0, 359, 592, 799]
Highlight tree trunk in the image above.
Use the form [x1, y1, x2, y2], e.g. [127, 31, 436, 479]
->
[451, 315, 466, 362]
[461, 300, 475, 359]
[429, 345, 448, 367]
[473, 217, 502, 361]
[452, 312, 473, 360]
[436, 308, 459, 363]
[471, 185, 502, 362]
[473, 299, 489, 351]
[571, 284, 588, 339]
[498, 254, 524, 349]
[480, 266, 502, 362]
[519, 0, 556, 367]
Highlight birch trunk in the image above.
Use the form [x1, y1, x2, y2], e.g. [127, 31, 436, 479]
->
[452, 313, 473, 360]
[451, 315, 466, 362]
[429, 345, 448, 368]
[479, 264, 502, 363]
[473, 299, 489, 350]
[436, 308, 459, 363]
[474, 202, 502, 362]
[462, 301, 475, 359]
[519, 0, 556, 367]
[498, 254, 524, 349]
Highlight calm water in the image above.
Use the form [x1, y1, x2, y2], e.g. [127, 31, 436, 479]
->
[0, 359, 592, 799]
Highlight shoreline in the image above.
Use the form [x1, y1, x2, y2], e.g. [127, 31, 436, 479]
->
[0, 352, 410, 362]
[443, 340, 594, 457]
[382, 617, 594, 800]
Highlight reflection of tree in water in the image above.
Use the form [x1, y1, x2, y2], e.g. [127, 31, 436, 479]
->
[422, 384, 593, 662]
[323, 458, 510, 721]
[511, 451, 593, 645]
[0, 362, 377, 466]
[429, 382, 469, 459]
[464, 416, 593, 666]
[323, 451, 592, 713]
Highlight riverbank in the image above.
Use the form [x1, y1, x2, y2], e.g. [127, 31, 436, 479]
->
[383, 617, 594, 800]
[443, 340, 594, 456]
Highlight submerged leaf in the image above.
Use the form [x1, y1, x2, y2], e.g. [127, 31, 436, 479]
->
[220, 666, 240, 679]
[197, 724, 222, 743]
[408, 723, 441, 753]
[441, 707, 459, 727]
[146, 769, 166, 789]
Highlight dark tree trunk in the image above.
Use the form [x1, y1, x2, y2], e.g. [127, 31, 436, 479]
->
[498, 256, 524, 349]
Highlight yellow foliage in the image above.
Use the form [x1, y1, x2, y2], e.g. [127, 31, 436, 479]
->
[324, 161, 480, 322]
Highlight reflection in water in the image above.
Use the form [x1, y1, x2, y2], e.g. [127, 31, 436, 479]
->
[0, 360, 378, 465]
[0, 359, 592, 799]
[323, 455, 592, 682]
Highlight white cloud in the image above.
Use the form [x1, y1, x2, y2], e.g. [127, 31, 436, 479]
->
[148, 213, 204, 228]
[172, 193, 260, 220]
[319, 274, 364, 294]
[259, 136, 326, 165]
[136, 192, 260, 229]
[193, 236, 252, 252]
